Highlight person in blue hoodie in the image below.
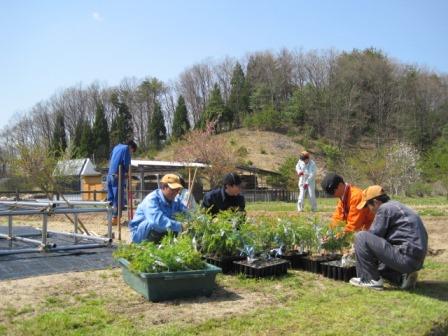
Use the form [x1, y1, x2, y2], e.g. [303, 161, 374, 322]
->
[129, 174, 187, 244]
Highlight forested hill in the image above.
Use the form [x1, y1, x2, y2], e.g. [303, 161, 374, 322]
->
[1, 47, 448, 194]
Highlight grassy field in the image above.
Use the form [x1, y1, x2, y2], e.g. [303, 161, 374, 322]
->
[0, 199, 447, 336]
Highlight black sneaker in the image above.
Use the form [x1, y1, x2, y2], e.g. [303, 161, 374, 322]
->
[401, 272, 418, 290]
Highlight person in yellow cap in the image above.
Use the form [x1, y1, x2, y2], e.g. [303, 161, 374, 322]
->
[349, 185, 428, 290]
[128, 174, 187, 243]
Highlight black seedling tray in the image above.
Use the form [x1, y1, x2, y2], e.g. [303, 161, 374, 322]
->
[204, 255, 246, 274]
[321, 260, 357, 282]
[233, 258, 289, 278]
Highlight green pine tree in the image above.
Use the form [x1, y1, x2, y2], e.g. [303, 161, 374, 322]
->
[71, 119, 84, 158]
[228, 62, 250, 127]
[284, 89, 306, 126]
[202, 83, 227, 131]
[92, 103, 110, 161]
[110, 93, 133, 145]
[148, 102, 166, 149]
[171, 95, 190, 139]
[79, 120, 93, 157]
[51, 112, 67, 158]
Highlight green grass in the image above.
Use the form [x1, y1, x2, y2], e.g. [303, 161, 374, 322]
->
[1, 199, 447, 336]
[246, 196, 448, 213]
[1, 261, 447, 335]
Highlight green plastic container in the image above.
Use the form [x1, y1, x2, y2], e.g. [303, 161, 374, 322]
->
[118, 258, 222, 302]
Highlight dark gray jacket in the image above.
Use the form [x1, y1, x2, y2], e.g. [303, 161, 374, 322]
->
[370, 200, 428, 265]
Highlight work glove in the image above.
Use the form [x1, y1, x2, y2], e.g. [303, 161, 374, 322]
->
[303, 183, 308, 190]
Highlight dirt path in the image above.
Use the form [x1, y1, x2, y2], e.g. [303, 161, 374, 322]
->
[0, 269, 274, 327]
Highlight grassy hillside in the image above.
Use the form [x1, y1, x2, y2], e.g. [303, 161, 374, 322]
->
[154, 128, 326, 173]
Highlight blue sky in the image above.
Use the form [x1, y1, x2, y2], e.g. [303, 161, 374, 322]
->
[1, 0, 447, 129]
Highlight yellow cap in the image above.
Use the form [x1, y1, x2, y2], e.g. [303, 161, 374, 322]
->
[356, 185, 385, 210]
[160, 174, 183, 189]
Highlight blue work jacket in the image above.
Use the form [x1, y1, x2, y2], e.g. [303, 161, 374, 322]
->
[129, 189, 187, 243]
[108, 144, 131, 176]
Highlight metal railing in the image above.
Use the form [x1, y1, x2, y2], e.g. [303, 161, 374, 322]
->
[0, 188, 327, 205]
[0, 200, 113, 256]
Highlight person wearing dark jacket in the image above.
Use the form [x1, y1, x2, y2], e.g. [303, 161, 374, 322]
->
[201, 173, 245, 216]
[349, 185, 428, 290]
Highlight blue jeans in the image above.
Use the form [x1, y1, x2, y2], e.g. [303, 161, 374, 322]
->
[107, 174, 126, 216]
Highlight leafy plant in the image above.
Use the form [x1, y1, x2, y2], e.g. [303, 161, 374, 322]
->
[181, 209, 247, 257]
[113, 234, 205, 273]
[321, 222, 353, 254]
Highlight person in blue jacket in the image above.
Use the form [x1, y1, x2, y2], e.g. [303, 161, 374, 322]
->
[129, 174, 188, 244]
[107, 140, 137, 224]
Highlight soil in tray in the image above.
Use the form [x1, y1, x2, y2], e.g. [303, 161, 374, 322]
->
[278, 251, 309, 270]
[233, 258, 289, 278]
[204, 255, 246, 274]
[303, 254, 341, 274]
[321, 260, 357, 282]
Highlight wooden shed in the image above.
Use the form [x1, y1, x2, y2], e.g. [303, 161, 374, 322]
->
[55, 158, 105, 201]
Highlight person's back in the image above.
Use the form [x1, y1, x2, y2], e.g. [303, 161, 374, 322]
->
[331, 184, 374, 232]
[349, 185, 428, 290]
[108, 144, 130, 175]
[370, 200, 428, 263]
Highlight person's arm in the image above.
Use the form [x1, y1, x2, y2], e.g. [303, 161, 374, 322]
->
[295, 160, 304, 176]
[142, 197, 182, 233]
[238, 195, 246, 213]
[201, 191, 212, 209]
[331, 199, 345, 227]
[124, 147, 131, 171]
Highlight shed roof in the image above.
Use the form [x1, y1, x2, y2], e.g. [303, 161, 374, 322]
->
[55, 158, 101, 177]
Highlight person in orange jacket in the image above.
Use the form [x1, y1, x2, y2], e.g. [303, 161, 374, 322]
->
[321, 172, 374, 232]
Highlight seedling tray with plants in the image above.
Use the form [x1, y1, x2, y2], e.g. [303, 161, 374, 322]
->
[114, 234, 222, 302]
[118, 258, 221, 302]
[204, 254, 246, 274]
[320, 260, 357, 282]
[278, 251, 309, 270]
[303, 254, 341, 274]
[233, 258, 289, 278]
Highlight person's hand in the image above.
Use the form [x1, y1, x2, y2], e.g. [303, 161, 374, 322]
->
[181, 222, 188, 231]
[303, 183, 308, 190]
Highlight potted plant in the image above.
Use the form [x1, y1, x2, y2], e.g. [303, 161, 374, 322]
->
[114, 234, 221, 301]
[320, 225, 356, 282]
[233, 217, 289, 278]
[298, 217, 343, 274]
[183, 210, 247, 273]
[271, 217, 311, 269]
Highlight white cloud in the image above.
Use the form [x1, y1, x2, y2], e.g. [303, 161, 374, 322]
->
[92, 12, 104, 22]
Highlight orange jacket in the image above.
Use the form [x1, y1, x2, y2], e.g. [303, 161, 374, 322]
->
[331, 184, 374, 232]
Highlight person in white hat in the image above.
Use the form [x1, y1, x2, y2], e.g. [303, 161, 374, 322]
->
[295, 151, 317, 212]
[349, 185, 428, 290]
[129, 174, 187, 243]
